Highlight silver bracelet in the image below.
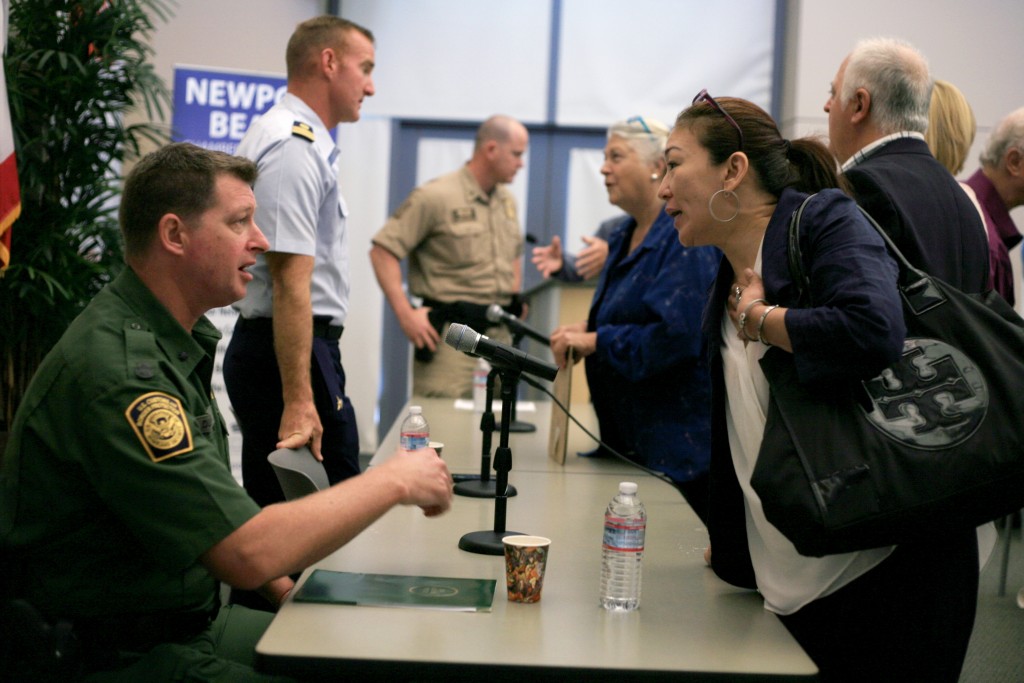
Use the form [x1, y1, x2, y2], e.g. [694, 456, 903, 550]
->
[738, 298, 767, 342]
[758, 304, 780, 346]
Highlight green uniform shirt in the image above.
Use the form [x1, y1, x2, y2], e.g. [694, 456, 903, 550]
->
[0, 268, 260, 620]
[372, 165, 523, 305]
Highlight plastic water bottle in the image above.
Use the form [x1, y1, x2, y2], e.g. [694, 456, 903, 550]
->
[472, 358, 490, 412]
[400, 405, 429, 451]
[599, 481, 646, 612]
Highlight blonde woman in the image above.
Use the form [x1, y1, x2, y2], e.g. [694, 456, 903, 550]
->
[925, 79, 977, 175]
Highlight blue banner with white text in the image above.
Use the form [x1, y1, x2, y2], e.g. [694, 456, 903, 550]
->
[171, 65, 287, 154]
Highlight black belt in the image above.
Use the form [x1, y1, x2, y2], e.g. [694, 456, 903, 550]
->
[421, 299, 491, 333]
[237, 315, 344, 341]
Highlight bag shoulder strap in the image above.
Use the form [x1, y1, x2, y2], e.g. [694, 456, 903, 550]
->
[849, 204, 930, 284]
[786, 194, 815, 305]
[787, 193, 932, 299]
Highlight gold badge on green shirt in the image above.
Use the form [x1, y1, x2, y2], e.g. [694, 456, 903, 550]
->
[125, 392, 194, 462]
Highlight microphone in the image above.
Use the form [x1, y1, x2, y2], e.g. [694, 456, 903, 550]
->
[445, 323, 557, 381]
[486, 304, 550, 346]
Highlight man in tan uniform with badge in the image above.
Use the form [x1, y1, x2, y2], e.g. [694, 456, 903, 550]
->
[370, 115, 528, 397]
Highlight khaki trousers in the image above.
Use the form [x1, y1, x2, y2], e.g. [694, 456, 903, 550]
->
[413, 323, 511, 398]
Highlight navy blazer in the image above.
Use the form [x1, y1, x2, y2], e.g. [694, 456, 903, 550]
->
[844, 137, 988, 292]
[704, 188, 905, 589]
[584, 207, 720, 484]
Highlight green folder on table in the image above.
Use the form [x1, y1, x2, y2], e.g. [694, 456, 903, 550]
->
[293, 569, 496, 612]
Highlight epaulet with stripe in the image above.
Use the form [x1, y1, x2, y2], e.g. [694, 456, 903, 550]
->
[291, 121, 315, 142]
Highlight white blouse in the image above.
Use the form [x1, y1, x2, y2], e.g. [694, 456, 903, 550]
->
[720, 246, 894, 615]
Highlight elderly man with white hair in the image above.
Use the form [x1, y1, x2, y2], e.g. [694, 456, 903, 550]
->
[816, 36, 989, 682]
[965, 106, 1024, 305]
[825, 37, 988, 295]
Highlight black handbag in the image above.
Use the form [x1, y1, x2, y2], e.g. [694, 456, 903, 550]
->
[751, 195, 1024, 557]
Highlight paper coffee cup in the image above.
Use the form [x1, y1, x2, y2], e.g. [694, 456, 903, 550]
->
[503, 535, 551, 603]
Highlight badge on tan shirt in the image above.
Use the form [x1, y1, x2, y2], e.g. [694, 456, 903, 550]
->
[125, 392, 194, 462]
[451, 207, 477, 223]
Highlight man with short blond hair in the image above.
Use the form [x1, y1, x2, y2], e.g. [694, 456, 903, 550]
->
[225, 16, 376, 508]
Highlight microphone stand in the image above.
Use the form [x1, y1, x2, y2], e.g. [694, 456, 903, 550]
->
[458, 365, 526, 555]
[453, 367, 517, 499]
[507, 330, 536, 434]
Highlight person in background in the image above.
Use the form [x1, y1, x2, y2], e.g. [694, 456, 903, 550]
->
[924, 80, 1004, 300]
[964, 106, 1024, 306]
[531, 215, 619, 281]
[825, 37, 988, 295]
[925, 80, 977, 177]
[924, 83, 1002, 572]
[549, 116, 719, 523]
[224, 16, 375, 508]
[370, 115, 528, 398]
[0, 143, 453, 682]
[833, 44, 999, 588]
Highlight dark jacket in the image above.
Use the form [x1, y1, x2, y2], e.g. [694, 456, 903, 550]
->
[705, 188, 905, 588]
[585, 207, 721, 484]
[844, 137, 989, 293]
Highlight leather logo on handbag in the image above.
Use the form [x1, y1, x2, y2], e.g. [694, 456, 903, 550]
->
[752, 193, 1024, 556]
[861, 338, 986, 449]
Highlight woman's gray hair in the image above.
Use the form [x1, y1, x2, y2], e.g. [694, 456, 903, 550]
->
[980, 106, 1024, 168]
[841, 37, 931, 134]
[607, 116, 669, 165]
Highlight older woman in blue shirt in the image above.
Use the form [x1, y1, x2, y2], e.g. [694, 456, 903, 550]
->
[550, 116, 720, 523]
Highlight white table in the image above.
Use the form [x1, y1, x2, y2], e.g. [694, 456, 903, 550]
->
[255, 400, 818, 681]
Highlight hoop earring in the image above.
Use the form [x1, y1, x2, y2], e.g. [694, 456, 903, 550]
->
[708, 189, 740, 223]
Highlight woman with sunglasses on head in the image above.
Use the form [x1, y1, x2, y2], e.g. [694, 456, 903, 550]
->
[658, 91, 982, 682]
[549, 116, 720, 523]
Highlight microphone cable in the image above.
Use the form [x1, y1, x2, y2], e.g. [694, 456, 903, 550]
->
[518, 373, 676, 490]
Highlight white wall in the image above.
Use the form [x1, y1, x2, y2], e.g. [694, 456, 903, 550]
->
[143, 0, 1024, 461]
[342, 0, 777, 125]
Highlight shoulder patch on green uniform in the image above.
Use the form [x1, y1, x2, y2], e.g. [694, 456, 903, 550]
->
[291, 121, 315, 142]
[125, 392, 194, 462]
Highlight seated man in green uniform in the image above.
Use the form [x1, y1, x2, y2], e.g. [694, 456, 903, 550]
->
[0, 142, 453, 682]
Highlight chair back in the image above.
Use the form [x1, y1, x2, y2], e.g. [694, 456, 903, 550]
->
[267, 446, 329, 500]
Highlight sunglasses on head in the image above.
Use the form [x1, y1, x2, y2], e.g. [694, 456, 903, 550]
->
[692, 89, 744, 152]
[625, 115, 655, 137]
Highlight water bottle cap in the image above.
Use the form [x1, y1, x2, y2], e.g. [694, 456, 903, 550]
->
[409, 406, 422, 415]
[619, 482, 638, 495]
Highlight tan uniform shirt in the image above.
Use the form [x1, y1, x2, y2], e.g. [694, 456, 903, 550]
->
[373, 165, 523, 305]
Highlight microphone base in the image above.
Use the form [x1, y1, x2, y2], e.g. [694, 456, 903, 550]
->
[508, 420, 536, 433]
[454, 479, 518, 498]
[459, 529, 526, 555]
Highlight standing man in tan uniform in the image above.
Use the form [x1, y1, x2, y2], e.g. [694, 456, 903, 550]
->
[371, 115, 528, 397]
